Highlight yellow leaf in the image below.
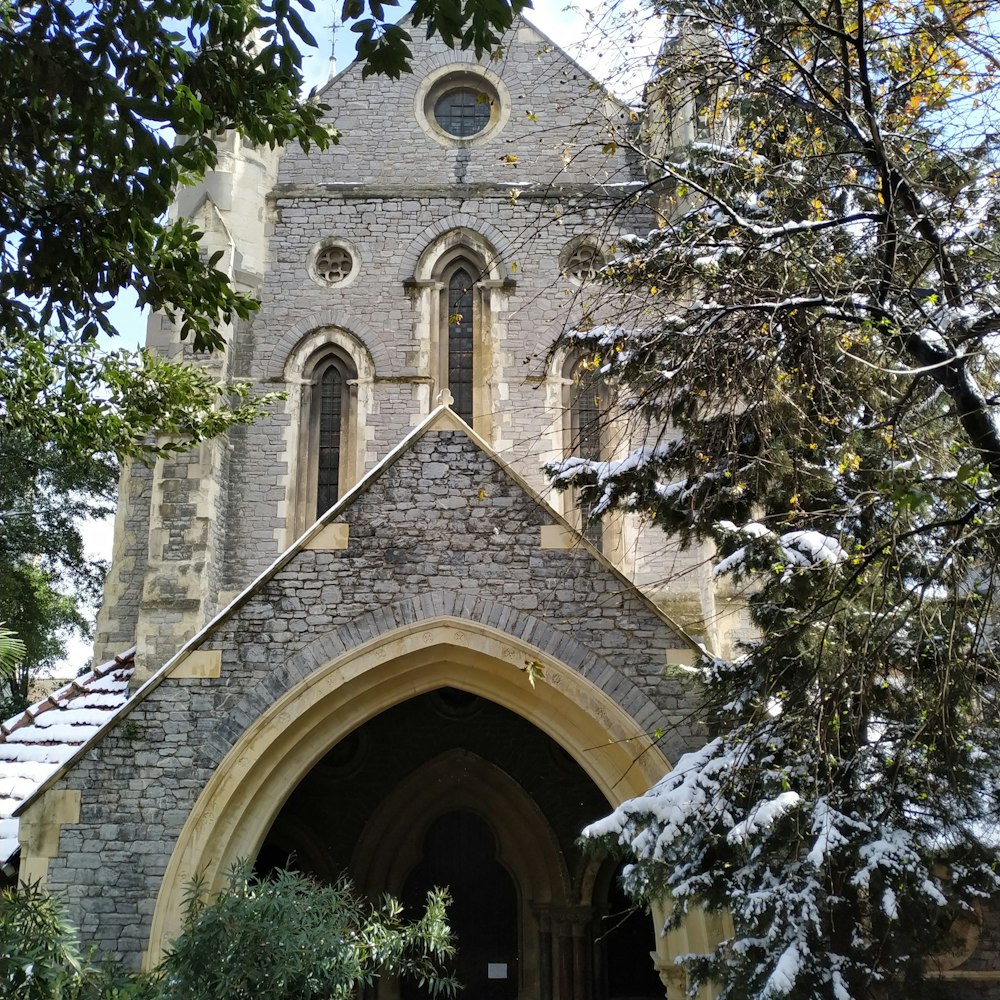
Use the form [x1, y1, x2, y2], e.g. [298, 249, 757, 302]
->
[522, 659, 546, 688]
[838, 451, 861, 473]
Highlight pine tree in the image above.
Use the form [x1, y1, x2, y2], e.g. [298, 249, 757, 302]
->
[549, 2, 1000, 997]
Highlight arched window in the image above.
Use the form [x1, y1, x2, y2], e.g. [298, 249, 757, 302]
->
[315, 362, 347, 517]
[565, 357, 608, 547]
[309, 351, 358, 520]
[410, 226, 509, 439]
[281, 328, 372, 544]
[446, 266, 475, 423]
[435, 254, 484, 426]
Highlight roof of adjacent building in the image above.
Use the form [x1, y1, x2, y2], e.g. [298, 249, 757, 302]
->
[0, 648, 135, 866]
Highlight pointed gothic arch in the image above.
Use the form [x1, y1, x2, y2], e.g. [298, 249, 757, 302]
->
[281, 328, 374, 538]
[349, 748, 570, 1000]
[311, 348, 356, 518]
[143, 617, 724, 998]
[439, 249, 480, 424]
[144, 616, 699, 959]
[407, 227, 512, 440]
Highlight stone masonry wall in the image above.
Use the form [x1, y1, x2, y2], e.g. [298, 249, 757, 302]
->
[92, 11, 718, 702]
[42, 428, 702, 964]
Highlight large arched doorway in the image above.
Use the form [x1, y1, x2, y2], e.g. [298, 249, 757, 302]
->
[254, 688, 663, 1000]
[145, 619, 720, 995]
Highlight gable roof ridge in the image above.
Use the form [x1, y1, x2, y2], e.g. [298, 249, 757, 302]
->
[119, 401, 698, 694]
[14, 406, 700, 819]
[318, 12, 629, 109]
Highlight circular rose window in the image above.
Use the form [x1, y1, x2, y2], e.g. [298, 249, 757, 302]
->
[563, 243, 606, 284]
[416, 67, 509, 147]
[434, 88, 491, 138]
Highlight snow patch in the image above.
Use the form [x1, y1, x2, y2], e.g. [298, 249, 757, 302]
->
[727, 791, 802, 844]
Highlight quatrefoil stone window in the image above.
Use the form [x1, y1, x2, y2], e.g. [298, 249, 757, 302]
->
[314, 245, 354, 286]
[564, 244, 605, 283]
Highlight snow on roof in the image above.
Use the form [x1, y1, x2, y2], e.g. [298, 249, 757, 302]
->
[0, 649, 135, 866]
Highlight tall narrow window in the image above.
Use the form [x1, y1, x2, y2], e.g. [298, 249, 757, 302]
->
[567, 360, 607, 547]
[418, 234, 499, 435]
[316, 365, 345, 517]
[309, 352, 356, 521]
[447, 267, 475, 424]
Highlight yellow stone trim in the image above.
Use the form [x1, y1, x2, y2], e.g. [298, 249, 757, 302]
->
[170, 649, 222, 679]
[145, 616, 680, 967]
[18, 789, 81, 887]
[666, 647, 698, 667]
[302, 523, 349, 550]
[540, 523, 579, 549]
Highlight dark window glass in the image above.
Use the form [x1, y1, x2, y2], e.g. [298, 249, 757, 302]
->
[448, 268, 475, 423]
[316, 364, 345, 518]
[573, 376, 602, 462]
[570, 369, 604, 546]
[434, 89, 491, 137]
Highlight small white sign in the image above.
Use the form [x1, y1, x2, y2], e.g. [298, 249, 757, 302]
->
[487, 964, 508, 980]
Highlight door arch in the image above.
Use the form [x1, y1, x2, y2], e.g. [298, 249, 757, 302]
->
[351, 748, 571, 1000]
[402, 810, 518, 1000]
[144, 618, 717, 996]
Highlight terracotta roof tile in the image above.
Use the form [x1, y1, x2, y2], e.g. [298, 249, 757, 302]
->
[0, 649, 134, 866]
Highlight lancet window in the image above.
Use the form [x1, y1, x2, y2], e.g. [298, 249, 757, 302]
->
[309, 351, 357, 519]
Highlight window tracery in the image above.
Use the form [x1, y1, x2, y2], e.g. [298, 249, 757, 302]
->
[565, 244, 605, 283]
[446, 265, 476, 423]
[314, 245, 354, 286]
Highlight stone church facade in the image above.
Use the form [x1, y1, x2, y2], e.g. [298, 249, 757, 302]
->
[2, 15, 997, 1000]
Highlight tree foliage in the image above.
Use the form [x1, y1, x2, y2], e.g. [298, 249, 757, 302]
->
[346, 0, 531, 78]
[550, 1, 1000, 997]
[0, 866, 457, 1000]
[156, 864, 457, 1000]
[1, 881, 91, 1000]
[0, 0, 528, 460]
[0, 626, 27, 680]
[0, 0, 332, 459]
[0, 432, 117, 719]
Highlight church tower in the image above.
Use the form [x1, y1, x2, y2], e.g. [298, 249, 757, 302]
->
[93, 15, 719, 681]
